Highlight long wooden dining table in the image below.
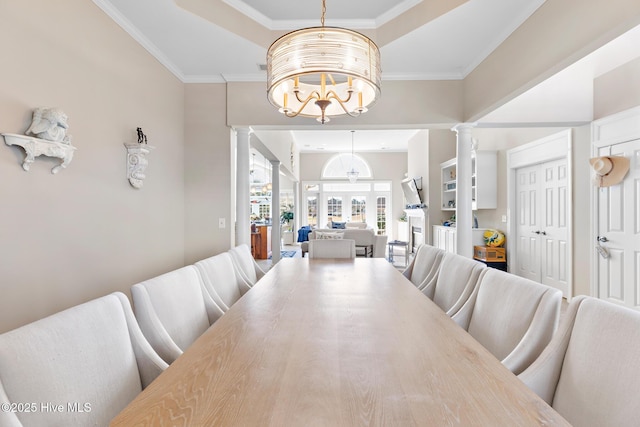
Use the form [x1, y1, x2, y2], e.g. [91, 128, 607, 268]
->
[111, 258, 569, 426]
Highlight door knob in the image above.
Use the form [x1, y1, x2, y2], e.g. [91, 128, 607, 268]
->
[534, 230, 541, 235]
[597, 236, 608, 242]
[540, 231, 547, 236]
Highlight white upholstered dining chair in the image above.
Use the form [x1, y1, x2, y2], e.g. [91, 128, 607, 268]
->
[403, 244, 446, 293]
[131, 265, 224, 364]
[195, 252, 250, 311]
[452, 268, 562, 375]
[308, 239, 356, 259]
[518, 296, 640, 426]
[425, 252, 487, 317]
[228, 243, 266, 287]
[0, 292, 167, 427]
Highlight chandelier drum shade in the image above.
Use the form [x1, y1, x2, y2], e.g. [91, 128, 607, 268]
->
[266, 1, 381, 124]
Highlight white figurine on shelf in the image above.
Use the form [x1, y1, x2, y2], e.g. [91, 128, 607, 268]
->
[2, 106, 76, 174]
[25, 107, 71, 144]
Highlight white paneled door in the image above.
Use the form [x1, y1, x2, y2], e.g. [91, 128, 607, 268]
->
[515, 158, 569, 297]
[595, 139, 640, 310]
[515, 164, 541, 282]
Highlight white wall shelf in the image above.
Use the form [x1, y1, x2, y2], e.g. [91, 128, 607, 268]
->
[440, 151, 497, 211]
[124, 143, 154, 189]
[3, 133, 77, 174]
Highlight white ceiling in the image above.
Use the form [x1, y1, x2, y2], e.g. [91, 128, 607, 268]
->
[94, 0, 640, 152]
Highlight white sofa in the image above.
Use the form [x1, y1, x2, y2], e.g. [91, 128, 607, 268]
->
[301, 228, 387, 258]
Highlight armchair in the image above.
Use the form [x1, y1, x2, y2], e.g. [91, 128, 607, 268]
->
[518, 296, 640, 426]
[131, 265, 223, 364]
[452, 268, 562, 375]
[0, 292, 167, 427]
[309, 239, 356, 259]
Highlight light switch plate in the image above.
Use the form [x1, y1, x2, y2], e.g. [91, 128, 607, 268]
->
[218, 218, 226, 228]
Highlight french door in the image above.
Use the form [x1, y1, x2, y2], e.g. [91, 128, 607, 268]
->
[303, 181, 391, 235]
[326, 194, 367, 224]
[515, 158, 569, 297]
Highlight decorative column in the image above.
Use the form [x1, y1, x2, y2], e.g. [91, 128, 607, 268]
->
[452, 124, 476, 258]
[236, 128, 251, 247]
[293, 181, 300, 234]
[270, 159, 281, 264]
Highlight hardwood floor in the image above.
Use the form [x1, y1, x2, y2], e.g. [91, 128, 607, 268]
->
[256, 243, 414, 272]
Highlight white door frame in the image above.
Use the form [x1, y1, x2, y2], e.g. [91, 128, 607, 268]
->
[590, 106, 640, 298]
[507, 129, 573, 299]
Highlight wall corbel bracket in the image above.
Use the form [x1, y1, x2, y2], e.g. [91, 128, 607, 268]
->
[124, 143, 154, 189]
[2, 133, 77, 174]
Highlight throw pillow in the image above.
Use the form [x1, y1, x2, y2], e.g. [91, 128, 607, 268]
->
[332, 221, 346, 229]
[316, 231, 344, 240]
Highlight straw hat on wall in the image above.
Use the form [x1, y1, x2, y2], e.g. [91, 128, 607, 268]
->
[590, 156, 630, 187]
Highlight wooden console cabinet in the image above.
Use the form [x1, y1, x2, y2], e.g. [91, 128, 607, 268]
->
[251, 225, 272, 259]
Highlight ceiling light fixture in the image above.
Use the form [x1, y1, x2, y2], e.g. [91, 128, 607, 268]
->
[347, 130, 359, 184]
[266, 0, 381, 124]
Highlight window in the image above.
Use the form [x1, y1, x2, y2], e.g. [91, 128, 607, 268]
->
[303, 181, 391, 234]
[327, 196, 343, 222]
[351, 196, 366, 223]
[306, 195, 318, 227]
[377, 196, 387, 235]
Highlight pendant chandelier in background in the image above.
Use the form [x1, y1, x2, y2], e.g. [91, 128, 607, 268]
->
[266, 0, 381, 124]
[347, 130, 359, 183]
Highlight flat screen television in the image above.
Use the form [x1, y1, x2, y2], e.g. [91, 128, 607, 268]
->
[401, 177, 424, 208]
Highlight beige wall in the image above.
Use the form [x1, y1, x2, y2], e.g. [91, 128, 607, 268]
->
[471, 128, 566, 229]
[184, 84, 233, 265]
[572, 125, 592, 297]
[252, 131, 299, 179]
[406, 129, 457, 243]
[407, 130, 429, 204]
[470, 126, 592, 297]
[0, 0, 185, 332]
[424, 130, 457, 232]
[464, 0, 640, 121]
[594, 57, 640, 119]
[227, 81, 464, 127]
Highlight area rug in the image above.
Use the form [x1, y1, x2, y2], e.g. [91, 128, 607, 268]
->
[269, 251, 298, 259]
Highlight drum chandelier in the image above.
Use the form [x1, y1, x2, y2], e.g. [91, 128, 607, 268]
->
[266, 0, 381, 124]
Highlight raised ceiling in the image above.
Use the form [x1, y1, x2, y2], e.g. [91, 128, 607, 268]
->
[93, 0, 640, 152]
[94, 0, 545, 82]
[224, 0, 418, 28]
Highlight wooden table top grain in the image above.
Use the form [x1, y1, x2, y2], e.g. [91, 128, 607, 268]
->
[111, 258, 569, 426]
